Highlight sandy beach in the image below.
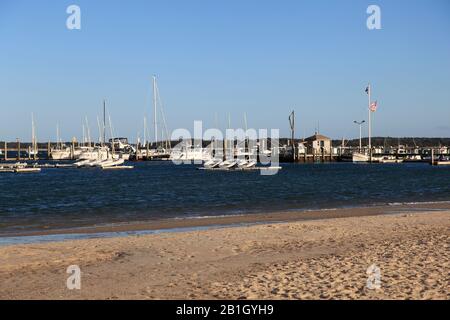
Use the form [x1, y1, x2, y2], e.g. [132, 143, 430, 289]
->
[0, 208, 448, 300]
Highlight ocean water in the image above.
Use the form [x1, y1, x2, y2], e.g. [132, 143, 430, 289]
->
[1, 161, 450, 235]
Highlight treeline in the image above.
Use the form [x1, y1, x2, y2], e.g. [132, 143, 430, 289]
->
[331, 137, 450, 148]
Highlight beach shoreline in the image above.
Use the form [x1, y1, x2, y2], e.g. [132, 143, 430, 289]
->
[0, 206, 448, 300]
[2, 201, 450, 242]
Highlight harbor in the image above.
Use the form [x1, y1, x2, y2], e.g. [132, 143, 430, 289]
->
[2, 79, 449, 172]
[1, 0, 449, 303]
[1, 138, 450, 170]
[2, 83, 449, 170]
[2, 134, 449, 170]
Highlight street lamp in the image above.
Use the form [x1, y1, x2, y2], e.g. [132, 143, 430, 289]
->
[353, 120, 366, 152]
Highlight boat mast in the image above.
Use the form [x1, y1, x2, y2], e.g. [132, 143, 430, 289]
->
[368, 83, 372, 161]
[82, 122, 85, 147]
[108, 114, 115, 156]
[156, 87, 171, 151]
[289, 110, 296, 161]
[31, 113, 35, 153]
[244, 112, 248, 132]
[103, 99, 106, 147]
[56, 123, 60, 149]
[244, 112, 248, 156]
[143, 116, 147, 147]
[85, 116, 91, 148]
[214, 112, 219, 156]
[152, 75, 158, 148]
[96, 116, 102, 146]
[227, 113, 231, 159]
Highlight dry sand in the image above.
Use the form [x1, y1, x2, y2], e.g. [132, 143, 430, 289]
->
[0, 209, 448, 300]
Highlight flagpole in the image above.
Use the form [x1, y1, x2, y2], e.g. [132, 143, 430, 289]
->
[368, 83, 372, 162]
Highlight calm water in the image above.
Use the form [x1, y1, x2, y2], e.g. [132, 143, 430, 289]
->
[1, 162, 450, 234]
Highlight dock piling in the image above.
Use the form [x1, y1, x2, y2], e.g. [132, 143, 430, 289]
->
[17, 139, 21, 161]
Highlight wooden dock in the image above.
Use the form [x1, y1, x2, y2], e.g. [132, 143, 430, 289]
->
[0, 166, 41, 173]
[14, 167, 41, 173]
[432, 161, 450, 166]
[198, 166, 282, 172]
[102, 165, 134, 170]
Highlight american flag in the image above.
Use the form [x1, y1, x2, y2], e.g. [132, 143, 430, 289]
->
[369, 100, 378, 112]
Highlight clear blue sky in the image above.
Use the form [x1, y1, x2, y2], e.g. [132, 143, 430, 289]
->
[1, 0, 449, 142]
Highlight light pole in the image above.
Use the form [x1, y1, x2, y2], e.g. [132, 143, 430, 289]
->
[353, 120, 365, 153]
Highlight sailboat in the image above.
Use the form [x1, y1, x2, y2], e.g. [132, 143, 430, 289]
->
[50, 123, 73, 160]
[141, 75, 171, 160]
[74, 102, 131, 169]
[218, 159, 237, 169]
[204, 158, 222, 168]
[98, 157, 125, 168]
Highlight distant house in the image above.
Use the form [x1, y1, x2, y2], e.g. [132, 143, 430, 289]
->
[304, 134, 332, 155]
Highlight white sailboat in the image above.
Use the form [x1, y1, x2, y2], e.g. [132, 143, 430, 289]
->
[216, 114, 238, 169]
[202, 113, 260, 170]
[75, 102, 129, 168]
[139, 75, 171, 159]
[74, 158, 93, 167]
[204, 158, 222, 168]
[50, 123, 73, 160]
[236, 158, 248, 168]
[99, 158, 125, 168]
[218, 159, 238, 169]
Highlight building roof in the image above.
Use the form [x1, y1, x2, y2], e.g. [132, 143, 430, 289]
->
[304, 134, 331, 142]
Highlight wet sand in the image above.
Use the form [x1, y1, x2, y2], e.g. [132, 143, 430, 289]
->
[0, 206, 448, 300]
[2, 201, 450, 238]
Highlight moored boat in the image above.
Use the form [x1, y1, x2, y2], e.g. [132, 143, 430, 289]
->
[352, 152, 370, 163]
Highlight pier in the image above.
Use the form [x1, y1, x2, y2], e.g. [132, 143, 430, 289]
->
[198, 166, 282, 172]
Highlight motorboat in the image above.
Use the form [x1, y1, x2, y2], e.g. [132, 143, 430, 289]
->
[379, 155, 403, 164]
[352, 152, 370, 163]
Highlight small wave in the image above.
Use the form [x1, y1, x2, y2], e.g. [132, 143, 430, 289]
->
[170, 213, 246, 220]
[388, 200, 450, 206]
